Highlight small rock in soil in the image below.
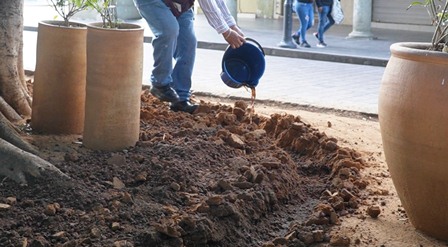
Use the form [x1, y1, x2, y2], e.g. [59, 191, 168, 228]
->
[0, 203, 11, 211]
[330, 234, 351, 246]
[367, 205, 381, 218]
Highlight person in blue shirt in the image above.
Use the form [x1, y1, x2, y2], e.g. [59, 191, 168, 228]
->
[314, 0, 335, 48]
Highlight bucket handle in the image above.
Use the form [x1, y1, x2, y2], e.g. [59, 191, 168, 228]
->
[245, 37, 265, 56]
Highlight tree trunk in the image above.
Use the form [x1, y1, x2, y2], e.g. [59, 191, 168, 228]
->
[0, 137, 70, 185]
[0, 0, 68, 184]
[0, 112, 38, 155]
[0, 0, 32, 119]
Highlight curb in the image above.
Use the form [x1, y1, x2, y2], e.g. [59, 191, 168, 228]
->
[198, 41, 388, 67]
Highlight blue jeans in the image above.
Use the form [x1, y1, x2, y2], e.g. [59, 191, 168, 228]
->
[134, 0, 197, 101]
[317, 5, 335, 42]
[293, 1, 314, 43]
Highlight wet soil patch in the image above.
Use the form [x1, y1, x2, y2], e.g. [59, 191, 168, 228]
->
[0, 89, 370, 247]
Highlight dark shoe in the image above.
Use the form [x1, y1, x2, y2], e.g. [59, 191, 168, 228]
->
[300, 41, 311, 48]
[170, 101, 198, 114]
[313, 32, 319, 41]
[292, 34, 300, 45]
[150, 85, 180, 102]
[316, 42, 327, 48]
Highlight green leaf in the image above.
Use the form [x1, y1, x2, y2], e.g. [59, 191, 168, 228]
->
[409, 1, 425, 5]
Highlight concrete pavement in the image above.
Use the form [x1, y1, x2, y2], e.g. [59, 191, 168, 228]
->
[22, 2, 434, 115]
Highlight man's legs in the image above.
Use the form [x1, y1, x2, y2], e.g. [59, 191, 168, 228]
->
[134, 0, 180, 102]
[172, 9, 196, 102]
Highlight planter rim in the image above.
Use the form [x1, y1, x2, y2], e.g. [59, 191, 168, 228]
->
[38, 20, 86, 29]
[86, 22, 143, 32]
[390, 42, 448, 64]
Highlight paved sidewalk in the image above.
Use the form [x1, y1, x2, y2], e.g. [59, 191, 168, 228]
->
[22, 3, 434, 115]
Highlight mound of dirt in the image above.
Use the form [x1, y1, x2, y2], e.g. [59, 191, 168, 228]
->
[0, 89, 371, 247]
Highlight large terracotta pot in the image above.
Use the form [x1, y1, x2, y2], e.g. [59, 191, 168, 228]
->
[379, 42, 448, 240]
[83, 23, 143, 151]
[31, 20, 87, 134]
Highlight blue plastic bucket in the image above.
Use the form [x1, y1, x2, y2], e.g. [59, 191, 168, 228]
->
[220, 38, 265, 88]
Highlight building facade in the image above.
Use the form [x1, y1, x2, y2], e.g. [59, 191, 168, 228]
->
[224, 0, 432, 31]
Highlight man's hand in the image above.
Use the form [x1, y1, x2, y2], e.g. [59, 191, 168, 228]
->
[222, 26, 245, 49]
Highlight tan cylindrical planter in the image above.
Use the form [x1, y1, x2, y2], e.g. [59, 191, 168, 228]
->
[379, 42, 448, 240]
[31, 21, 86, 134]
[83, 23, 143, 151]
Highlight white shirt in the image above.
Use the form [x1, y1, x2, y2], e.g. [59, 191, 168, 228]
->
[197, 0, 236, 34]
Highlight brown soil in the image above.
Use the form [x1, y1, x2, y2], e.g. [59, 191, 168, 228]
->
[0, 88, 447, 247]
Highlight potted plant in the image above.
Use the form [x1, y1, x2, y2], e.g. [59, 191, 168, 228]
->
[408, 0, 448, 51]
[82, 0, 144, 151]
[48, 0, 90, 26]
[31, 0, 89, 134]
[378, 0, 448, 241]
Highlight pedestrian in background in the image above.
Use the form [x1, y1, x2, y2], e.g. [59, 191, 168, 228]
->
[134, 0, 245, 114]
[314, 0, 335, 48]
[292, 0, 314, 48]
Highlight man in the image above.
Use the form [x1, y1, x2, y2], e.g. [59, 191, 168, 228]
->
[134, 0, 245, 113]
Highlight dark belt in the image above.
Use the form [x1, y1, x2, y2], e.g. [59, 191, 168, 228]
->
[163, 0, 195, 17]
